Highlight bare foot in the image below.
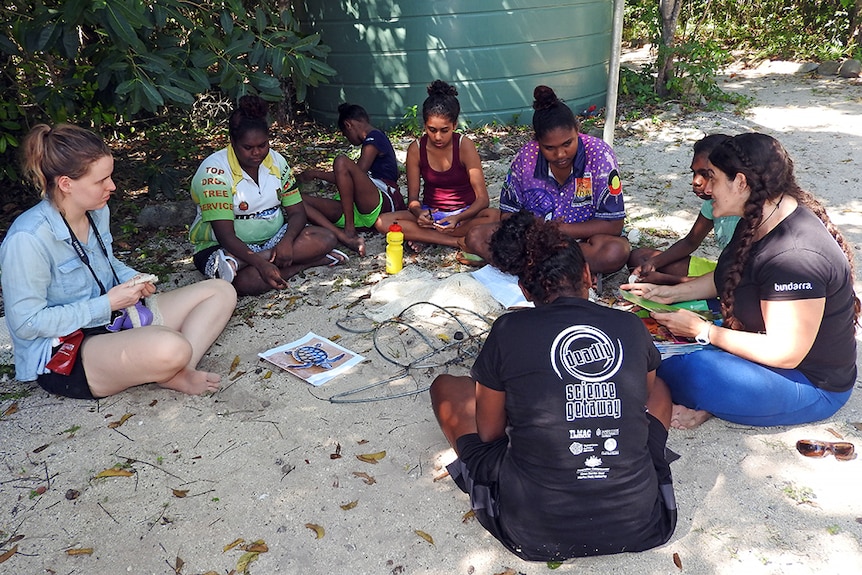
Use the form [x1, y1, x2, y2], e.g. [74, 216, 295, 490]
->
[407, 240, 427, 253]
[159, 369, 221, 395]
[670, 404, 712, 429]
[345, 234, 366, 257]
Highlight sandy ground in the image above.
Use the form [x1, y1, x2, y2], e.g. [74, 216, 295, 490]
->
[2, 60, 862, 575]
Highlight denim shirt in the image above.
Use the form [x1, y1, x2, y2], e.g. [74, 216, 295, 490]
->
[0, 201, 138, 381]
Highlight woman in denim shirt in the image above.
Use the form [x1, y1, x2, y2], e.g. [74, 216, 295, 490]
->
[0, 124, 237, 399]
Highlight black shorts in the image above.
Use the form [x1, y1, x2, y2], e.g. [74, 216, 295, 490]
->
[447, 413, 677, 560]
[193, 245, 221, 276]
[36, 327, 110, 400]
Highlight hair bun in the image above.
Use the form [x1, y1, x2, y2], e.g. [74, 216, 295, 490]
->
[532, 85, 559, 111]
[237, 95, 268, 120]
[427, 79, 458, 97]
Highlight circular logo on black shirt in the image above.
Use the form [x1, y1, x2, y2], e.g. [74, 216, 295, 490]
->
[550, 325, 623, 382]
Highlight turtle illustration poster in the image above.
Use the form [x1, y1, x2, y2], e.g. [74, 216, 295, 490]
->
[259, 332, 364, 386]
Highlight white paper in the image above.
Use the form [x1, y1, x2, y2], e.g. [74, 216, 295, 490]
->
[470, 265, 534, 309]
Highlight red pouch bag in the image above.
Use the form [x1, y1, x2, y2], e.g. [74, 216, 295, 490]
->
[45, 329, 85, 376]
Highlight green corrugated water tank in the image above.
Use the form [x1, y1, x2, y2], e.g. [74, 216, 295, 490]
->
[295, 0, 613, 128]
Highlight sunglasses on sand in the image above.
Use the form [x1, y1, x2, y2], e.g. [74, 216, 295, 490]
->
[795, 439, 855, 461]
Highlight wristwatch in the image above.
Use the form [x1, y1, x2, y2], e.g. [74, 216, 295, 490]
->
[695, 322, 712, 345]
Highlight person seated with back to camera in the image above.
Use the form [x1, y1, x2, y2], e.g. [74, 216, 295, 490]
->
[462, 85, 630, 274]
[622, 132, 859, 430]
[298, 102, 406, 257]
[376, 80, 499, 254]
[189, 95, 342, 296]
[430, 210, 677, 561]
[628, 134, 738, 285]
[0, 123, 237, 399]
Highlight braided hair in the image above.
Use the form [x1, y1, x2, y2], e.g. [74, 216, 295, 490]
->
[711, 132, 860, 328]
[490, 211, 587, 304]
[531, 85, 579, 140]
[228, 95, 270, 143]
[422, 80, 460, 124]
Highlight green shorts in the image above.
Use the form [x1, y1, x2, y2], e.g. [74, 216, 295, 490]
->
[334, 191, 383, 229]
[688, 255, 717, 277]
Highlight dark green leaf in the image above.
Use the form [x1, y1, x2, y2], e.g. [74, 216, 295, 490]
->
[220, 11, 233, 36]
[159, 85, 194, 107]
[255, 7, 267, 34]
[103, 3, 142, 49]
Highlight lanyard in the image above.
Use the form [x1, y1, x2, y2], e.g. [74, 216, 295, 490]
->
[62, 212, 120, 296]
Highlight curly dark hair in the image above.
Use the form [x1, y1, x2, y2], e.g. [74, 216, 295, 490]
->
[710, 132, 860, 327]
[490, 211, 588, 304]
[422, 79, 460, 124]
[228, 95, 270, 142]
[531, 85, 579, 140]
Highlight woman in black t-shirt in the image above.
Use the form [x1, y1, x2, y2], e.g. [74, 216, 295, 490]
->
[430, 211, 677, 561]
[623, 133, 859, 429]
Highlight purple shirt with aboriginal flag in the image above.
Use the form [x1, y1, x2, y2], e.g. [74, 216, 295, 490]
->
[500, 134, 624, 223]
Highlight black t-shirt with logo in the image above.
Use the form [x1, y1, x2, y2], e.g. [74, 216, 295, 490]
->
[715, 206, 857, 392]
[471, 297, 662, 557]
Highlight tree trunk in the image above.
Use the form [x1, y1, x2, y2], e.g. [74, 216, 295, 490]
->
[849, 0, 862, 48]
[656, 0, 684, 97]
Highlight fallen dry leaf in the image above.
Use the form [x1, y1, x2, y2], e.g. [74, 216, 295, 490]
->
[414, 530, 434, 545]
[173, 555, 184, 574]
[357, 439, 369, 444]
[493, 569, 517, 575]
[352, 471, 376, 485]
[330, 443, 342, 459]
[263, 370, 272, 379]
[2, 402, 18, 417]
[305, 523, 325, 539]
[107, 413, 134, 429]
[93, 467, 134, 479]
[172, 489, 189, 498]
[149, 399, 158, 407]
[825, 427, 844, 439]
[673, 551, 683, 570]
[340, 500, 358, 510]
[329, 334, 341, 341]
[32, 444, 49, 453]
[436, 333, 450, 342]
[0, 545, 17, 564]
[462, 510, 475, 523]
[223, 538, 245, 552]
[241, 540, 268, 553]
[236, 550, 259, 574]
[65, 548, 94, 555]
[229, 370, 246, 381]
[433, 470, 450, 482]
[230, 355, 241, 373]
[356, 450, 386, 464]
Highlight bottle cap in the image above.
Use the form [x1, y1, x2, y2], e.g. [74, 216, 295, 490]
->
[388, 223, 402, 233]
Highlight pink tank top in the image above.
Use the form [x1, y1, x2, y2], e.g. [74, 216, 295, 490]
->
[418, 133, 476, 210]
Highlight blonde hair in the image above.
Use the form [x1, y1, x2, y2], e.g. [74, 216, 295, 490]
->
[21, 124, 111, 200]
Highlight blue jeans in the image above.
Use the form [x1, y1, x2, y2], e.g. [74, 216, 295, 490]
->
[658, 349, 852, 426]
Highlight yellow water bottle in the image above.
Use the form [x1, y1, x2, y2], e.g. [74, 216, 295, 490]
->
[385, 223, 404, 274]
